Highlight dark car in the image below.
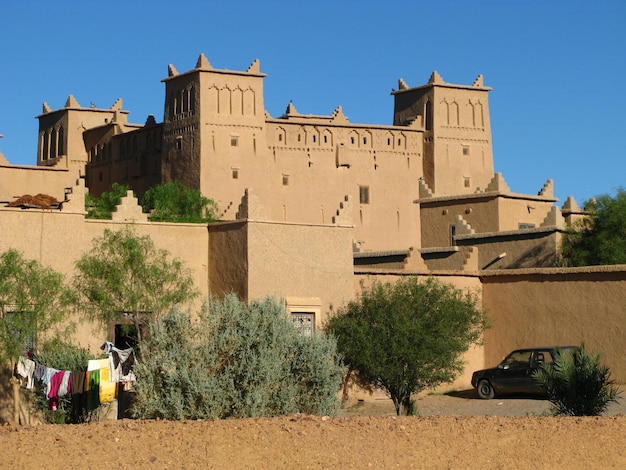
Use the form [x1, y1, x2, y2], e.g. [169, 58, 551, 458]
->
[471, 346, 579, 399]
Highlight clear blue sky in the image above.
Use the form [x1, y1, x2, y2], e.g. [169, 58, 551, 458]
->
[1, 1, 624, 205]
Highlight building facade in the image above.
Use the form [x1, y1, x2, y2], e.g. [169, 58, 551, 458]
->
[22, 53, 580, 268]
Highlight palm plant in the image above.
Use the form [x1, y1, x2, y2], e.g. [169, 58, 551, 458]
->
[533, 344, 620, 416]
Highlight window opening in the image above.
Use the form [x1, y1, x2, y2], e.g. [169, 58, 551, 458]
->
[359, 185, 370, 204]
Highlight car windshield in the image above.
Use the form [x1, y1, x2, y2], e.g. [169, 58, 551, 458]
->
[502, 351, 531, 368]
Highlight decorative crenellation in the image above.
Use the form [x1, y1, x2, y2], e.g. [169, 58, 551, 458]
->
[418, 178, 433, 198]
[462, 246, 478, 271]
[454, 214, 475, 235]
[485, 172, 511, 193]
[235, 188, 267, 220]
[561, 195, 581, 213]
[332, 195, 352, 225]
[111, 190, 148, 222]
[403, 246, 429, 270]
[540, 206, 565, 229]
[538, 179, 554, 198]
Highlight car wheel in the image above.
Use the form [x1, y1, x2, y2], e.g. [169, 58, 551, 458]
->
[477, 379, 495, 399]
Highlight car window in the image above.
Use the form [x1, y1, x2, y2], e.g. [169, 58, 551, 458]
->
[532, 350, 555, 366]
[502, 351, 532, 368]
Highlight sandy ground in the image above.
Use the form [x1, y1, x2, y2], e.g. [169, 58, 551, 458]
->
[2, 392, 626, 469]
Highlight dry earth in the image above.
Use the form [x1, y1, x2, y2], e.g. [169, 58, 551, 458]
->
[2, 391, 626, 469]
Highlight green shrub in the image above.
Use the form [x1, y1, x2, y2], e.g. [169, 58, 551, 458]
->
[85, 183, 130, 219]
[533, 344, 620, 416]
[141, 180, 218, 223]
[132, 295, 345, 420]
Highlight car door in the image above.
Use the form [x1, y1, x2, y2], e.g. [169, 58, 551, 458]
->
[493, 350, 533, 392]
[525, 349, 554, 393]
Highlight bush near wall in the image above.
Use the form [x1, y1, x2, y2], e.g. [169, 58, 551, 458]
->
[132, 295, 345, 419]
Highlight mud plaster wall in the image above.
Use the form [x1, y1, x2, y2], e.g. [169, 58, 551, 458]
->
[481, 267, 626, 382]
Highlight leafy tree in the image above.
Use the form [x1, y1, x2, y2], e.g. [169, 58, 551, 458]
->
[326, 276, 489, 416]
[142, 180, 219, 223]
[533, 344, 620, 416]
[73, 226, 199, 345]
[0, 249, 73, 422]
[132, 295, 345, 419]
[561, 188, 626, 266]
[85, 182, 131, 219]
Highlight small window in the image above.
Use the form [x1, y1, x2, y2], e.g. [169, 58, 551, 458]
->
[231, 135, 239, 147]
[278, 134, 283, 142]
[363, 137, 367, 145]
[175, 137, 182, 151]
[282, 174, 289, 186]
[350, 137, 355, 144]
[387, 138, 391, 146]
[297, 134, 301, 142]
[232, 169, 239, 179]
[312, 135, 317, 143]
[291, 312, 314, 337]
[450, 225, 456, 245]
[464, 177, 471, 188]
[323, 135, 328, 143]
[359, 185, 370, 204]
[462, 145, 470, 156]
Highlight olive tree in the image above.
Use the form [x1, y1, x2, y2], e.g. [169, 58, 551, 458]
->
[326, 276, 489, 415]
[0, 249, 73, 422]
[73, 226, 199, 345]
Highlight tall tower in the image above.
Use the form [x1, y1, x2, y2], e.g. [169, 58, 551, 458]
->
[161, 54, 267, 207]
[36, 96, 125, 171]
[392, 72, 494, 196]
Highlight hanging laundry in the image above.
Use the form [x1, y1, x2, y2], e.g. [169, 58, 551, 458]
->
[109, 347, 137, 383]
[17, 356, 36, 389]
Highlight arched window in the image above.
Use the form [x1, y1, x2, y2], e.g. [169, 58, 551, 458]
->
[425, 99, 433, 131]
[57, 126, 64, 156]
[42, 132, 49, 160]
[50, 128, 57, 158]
[189, 86, 195, 113]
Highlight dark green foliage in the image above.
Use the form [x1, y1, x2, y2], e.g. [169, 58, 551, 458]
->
[85, 183, 131, 219]
[326, 276, 489, 416]
[30, 339, 97, 424]
[73, 226, 199, 344]
[142, 180, 219, 223]
[561, 188, 626, 266]
[533, 344, 620, 416]
[132, 295, 345, 420]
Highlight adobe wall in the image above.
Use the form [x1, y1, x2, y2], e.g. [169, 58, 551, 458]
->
[0, 206, 209, 353]
[481, 266, 626, 383]
[457, 231, 560, 270]
[208, 221, 249, 300]
[0, 165, 79, 204]
[246, 220, 354, 329]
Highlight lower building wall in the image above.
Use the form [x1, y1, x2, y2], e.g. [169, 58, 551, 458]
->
[481, 266, 626, 382]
